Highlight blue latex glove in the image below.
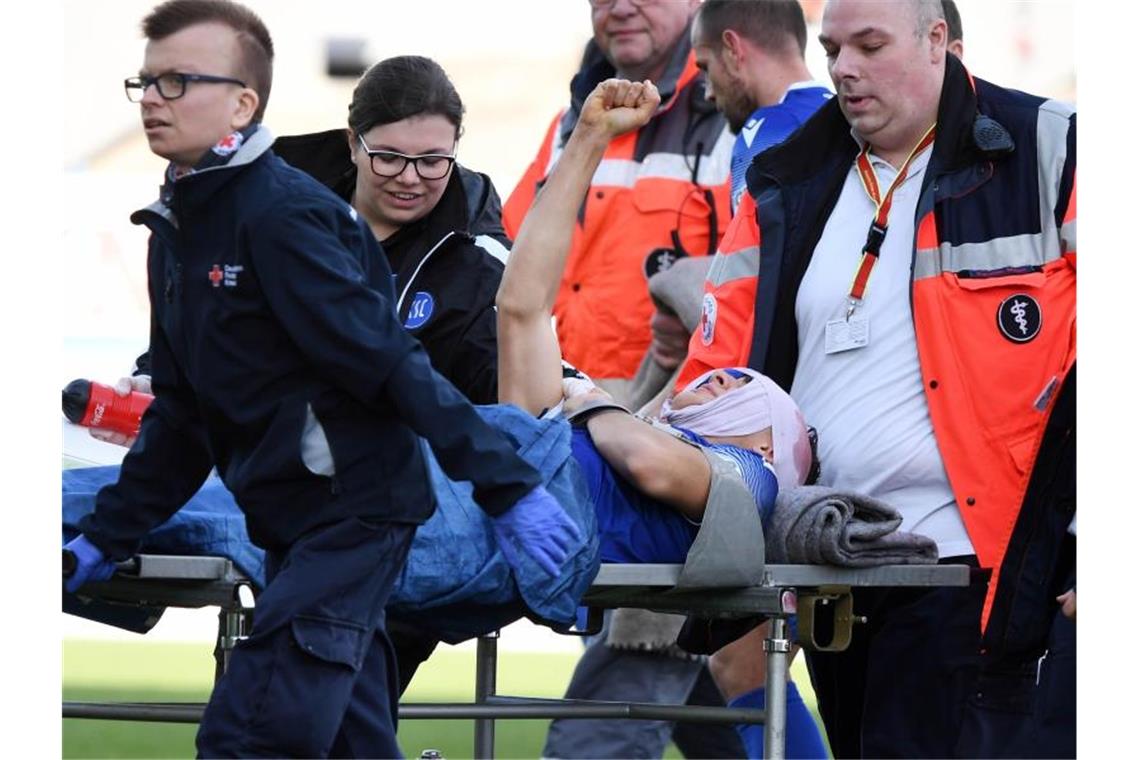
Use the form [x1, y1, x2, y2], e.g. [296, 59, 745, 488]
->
[492, 485, 583, 577]
[64, 535, 117, 594]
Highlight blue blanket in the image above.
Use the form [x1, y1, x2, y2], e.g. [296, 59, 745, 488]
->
[63, 405, 600, 643]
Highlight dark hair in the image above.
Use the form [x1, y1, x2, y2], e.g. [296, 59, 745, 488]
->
[142, 0, 274, 122]
[696, 0, 807, 58]
[347, 56, 465, 138]
[941, 0, 963, 43]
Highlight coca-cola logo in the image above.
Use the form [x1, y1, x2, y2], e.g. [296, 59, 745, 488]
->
[90, 402, 107, 427]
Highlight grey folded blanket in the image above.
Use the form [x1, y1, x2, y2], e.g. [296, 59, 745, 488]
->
[767, 485, 939, 566]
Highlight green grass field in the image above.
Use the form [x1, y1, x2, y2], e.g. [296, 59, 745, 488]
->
[63, 639, 821, 759]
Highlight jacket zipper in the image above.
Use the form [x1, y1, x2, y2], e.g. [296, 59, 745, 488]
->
[396, 231, 456, 314]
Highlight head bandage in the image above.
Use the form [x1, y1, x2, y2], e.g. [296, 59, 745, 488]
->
[660, 367, 813, 490]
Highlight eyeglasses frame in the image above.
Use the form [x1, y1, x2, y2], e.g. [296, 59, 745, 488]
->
[355, 135, 457, 180]
[124, 72, 248, 102]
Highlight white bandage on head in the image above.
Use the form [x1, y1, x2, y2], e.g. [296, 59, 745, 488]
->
[660, 367, 813, 490]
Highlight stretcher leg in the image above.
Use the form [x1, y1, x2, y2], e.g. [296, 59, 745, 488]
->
[212, 582, 256, 682]
[474, 631, 499, 759]
[764, 616, 790, 760]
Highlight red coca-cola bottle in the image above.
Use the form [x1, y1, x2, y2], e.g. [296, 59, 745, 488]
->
[62, 379, 154, 438]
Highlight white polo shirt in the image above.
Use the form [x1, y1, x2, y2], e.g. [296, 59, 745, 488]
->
[790, 143, 974, 559]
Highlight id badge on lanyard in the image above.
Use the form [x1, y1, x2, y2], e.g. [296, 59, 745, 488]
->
[824, 124, 936, 355]
[825, 313, 870, 354]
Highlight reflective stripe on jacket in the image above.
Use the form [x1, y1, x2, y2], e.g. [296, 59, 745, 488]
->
[504, 36, 733, 381]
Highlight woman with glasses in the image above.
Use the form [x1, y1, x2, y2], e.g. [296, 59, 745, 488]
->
[271, 55, 516, 696]
[275, 55, 509, 405]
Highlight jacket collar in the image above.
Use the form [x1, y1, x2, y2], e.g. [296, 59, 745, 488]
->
[560, 27, 696, 144]
[383, 169, 469, 252]
[271, 128, 356, 201]
[173, 124, 275, 185]
[380, 171, 476, 290]
[932, 53, 1015, 172]
[747, 52, 1013, 192]
[133, 126, 276, 225]
[745, 96, 855, 191]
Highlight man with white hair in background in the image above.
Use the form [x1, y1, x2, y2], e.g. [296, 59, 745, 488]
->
[504, 0, 732, 396]
[676, 0, 1076, 755]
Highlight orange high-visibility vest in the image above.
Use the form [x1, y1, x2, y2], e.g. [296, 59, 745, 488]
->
[505, 52, 733, 381]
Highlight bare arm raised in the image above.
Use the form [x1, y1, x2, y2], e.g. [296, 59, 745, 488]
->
[496, 79, 716, 515]
[496, 79, 660, 414]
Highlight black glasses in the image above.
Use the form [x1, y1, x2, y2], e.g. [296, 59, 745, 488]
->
[357, 136, 456, 180]
[124, 72, 247, 102]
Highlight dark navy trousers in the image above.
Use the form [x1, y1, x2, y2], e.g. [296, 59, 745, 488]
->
[1018, 567, 1076, 760]
[804, 556, 992, 758]
[196, 517, 416, 758]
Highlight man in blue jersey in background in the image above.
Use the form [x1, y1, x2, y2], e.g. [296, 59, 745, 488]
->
[650, 0, 832, 372]
[693, 0, 832, 212]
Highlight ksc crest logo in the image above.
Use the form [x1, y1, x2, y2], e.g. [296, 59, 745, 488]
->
[405, 292, 435, 329]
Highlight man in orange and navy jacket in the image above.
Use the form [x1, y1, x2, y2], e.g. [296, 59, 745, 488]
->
[504, 0, 733, 394]
[677, 2, 1075, 757]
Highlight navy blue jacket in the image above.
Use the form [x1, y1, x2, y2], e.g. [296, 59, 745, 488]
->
[80, 128, 540, 557]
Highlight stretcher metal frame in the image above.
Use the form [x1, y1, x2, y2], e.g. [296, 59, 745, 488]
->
[62, 556, 968, 759]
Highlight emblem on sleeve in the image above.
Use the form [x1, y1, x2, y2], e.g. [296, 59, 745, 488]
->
[997, 294, 1042, 343]
[700, 293, 718, 346]
[644, 247, 687, 279]
[404, 291, 435, 329]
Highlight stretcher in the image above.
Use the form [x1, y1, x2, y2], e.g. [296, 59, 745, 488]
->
[62, 554, 968, 760]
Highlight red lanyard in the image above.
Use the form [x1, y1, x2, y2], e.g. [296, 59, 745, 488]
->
[846, 124, 936, 319]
